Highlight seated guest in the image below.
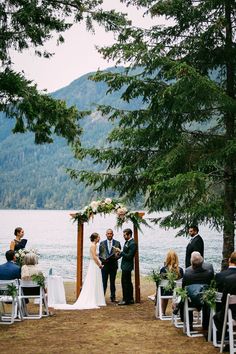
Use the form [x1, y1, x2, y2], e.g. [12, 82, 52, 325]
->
[10, 227, 27, 252]
[180, 252, 214, 330]
[160, 249, 184, 316]
[215, 251, 236, 292]
[21, 252, 43, 280]
[213, 252, 236, 339]
[202, 261, 214, 273]
[20, 252, 52, 314]
[0, 250, 21, 280]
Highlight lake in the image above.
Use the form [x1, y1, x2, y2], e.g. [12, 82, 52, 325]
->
[0, 209, 224, 279]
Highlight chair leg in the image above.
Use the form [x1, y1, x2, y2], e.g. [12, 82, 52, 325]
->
[228, 310, 235, 354]
[208, 310, 213, 342]
[42, 293, 49, 316]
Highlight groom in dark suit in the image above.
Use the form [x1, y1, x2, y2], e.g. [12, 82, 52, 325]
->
[99, 229, 121, 302]
[185, 225, 204, 268]
[116, 228, 137, 305]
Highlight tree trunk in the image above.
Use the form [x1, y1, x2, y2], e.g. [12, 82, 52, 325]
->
[222, 1, 235, 270]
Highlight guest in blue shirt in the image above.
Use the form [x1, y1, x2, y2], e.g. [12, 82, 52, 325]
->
[0, 250, 21, 280]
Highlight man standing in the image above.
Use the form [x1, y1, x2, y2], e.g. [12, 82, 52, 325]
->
[185, 225, 204, 268]
[99, 229, 121, 302]
[115, 228, 137, 306]
[0, 250, 21, 280]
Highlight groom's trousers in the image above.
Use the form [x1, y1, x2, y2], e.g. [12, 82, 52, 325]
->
[121, 270, 134, 303]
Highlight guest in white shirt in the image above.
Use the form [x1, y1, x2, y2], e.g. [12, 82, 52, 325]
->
[21, 252, 43, 280]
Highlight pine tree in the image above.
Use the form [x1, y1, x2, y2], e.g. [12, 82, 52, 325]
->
[0, 0, 128, 144]
[73, 0, 236, 268]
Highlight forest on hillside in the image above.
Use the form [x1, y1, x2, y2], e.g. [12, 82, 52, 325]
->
[0, 67, 142, 209]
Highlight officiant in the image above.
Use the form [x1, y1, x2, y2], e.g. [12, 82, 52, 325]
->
[99, 229, 121, 302]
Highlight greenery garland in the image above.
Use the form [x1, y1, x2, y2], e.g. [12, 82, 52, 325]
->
[31, 274, 46, 288]
[174, 287, 188, 302]
[201, 280, 217, 309]
[151, 269, 178, 291]
[7, 284, 18, 298]
[71, 197, 150, 230]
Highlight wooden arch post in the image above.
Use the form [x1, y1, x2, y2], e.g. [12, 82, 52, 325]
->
[77, 222, 84, 298]
[133, 224, 141, 303]
[133, 212, 144, 303]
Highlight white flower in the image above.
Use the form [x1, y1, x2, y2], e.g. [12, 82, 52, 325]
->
[90, 200, 100, 212]
[117, 207, 128, 216]
[105, 198, 112, 204]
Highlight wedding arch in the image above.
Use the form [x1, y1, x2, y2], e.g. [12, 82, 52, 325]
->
[71, 198, 148, 303]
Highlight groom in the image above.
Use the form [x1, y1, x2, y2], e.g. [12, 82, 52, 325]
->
[116, 228, 137, 306]
[99, 229, 121, 302]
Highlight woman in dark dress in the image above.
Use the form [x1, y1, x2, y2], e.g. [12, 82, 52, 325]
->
[160, 249, 184, 316]
[10, 227, 27, 251]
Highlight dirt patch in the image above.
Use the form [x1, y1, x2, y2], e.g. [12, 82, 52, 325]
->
[0, 277, 218, 353]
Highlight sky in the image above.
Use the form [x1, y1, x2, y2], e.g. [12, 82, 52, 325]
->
[10, 1, 161, 93]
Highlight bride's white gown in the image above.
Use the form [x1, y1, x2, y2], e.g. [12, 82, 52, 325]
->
[54, 245, 106, 310]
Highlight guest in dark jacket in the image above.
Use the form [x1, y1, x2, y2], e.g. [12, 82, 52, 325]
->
[215, 252, 236, 292]
[213, 251, 236, 338]
[0, 250, 21, 280]
[181, 251, 214, 330]
[185, 225, 204, 268]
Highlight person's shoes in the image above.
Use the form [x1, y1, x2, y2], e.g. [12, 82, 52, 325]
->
[223, 344, 230, 352]
[173, 307, 179, 315]
[148, 295, 155, 301]
[118, 301, 129, 306]
[201, 330, 208, 341]
[110, 297, 117, 303]
[129, 299, 134, 304]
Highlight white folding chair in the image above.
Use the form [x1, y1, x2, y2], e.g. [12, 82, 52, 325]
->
[220, 294, 236, 354]
[155, 279, 174, 320]
[172, 279, 184, 328]
[208, 291, 222, 347]
[0, 279, 23, 325]
[183, 297, 203, 337]
[19, 280, 49, 319]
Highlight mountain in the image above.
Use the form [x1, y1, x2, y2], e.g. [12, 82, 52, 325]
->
[0, 67, 141, 209]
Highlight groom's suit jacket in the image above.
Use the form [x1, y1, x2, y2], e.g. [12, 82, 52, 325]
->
[120, 238, 137, 272]
[99, 239, 121, 269]
[185, 234, 204, 268]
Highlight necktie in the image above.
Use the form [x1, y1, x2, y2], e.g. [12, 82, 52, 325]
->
[108, 241, 112, 253]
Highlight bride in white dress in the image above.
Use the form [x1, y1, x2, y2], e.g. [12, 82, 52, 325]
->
[54, 233, 106, 310]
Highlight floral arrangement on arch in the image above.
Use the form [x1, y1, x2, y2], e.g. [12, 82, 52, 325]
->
[15, 248, 39, 267]
[72, 197, 149, 230]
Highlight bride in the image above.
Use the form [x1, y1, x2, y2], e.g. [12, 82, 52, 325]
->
[54, 232, 106, 310]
